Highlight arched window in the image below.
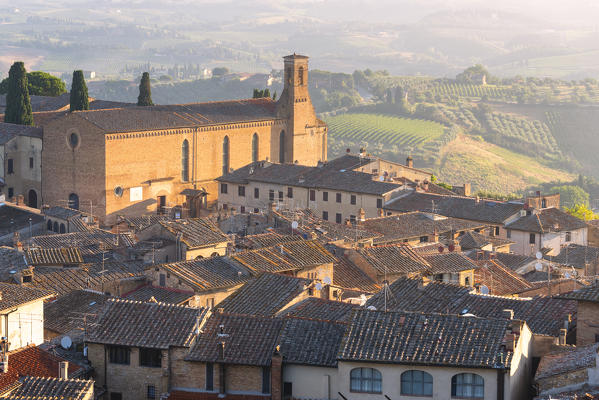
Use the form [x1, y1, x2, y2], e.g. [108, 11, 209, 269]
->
[59, 223, 66, 234]
[350, 368, 382, 394]
[279, 130, 285, 163]
[298, 66, 305, 86]
[47, 220, 53, 231]
[222, 136, 230, 175]
[401, 370, 433, 396]
[181, 139, 189, 182]
[451, 373, 484, 399]
[68, 193, 79, 210]
[27, 189, 37, 208]
[251, 133, 259, 162]
[53, 221, 58, 233]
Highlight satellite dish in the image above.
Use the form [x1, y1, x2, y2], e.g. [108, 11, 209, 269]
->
[367, 306, 377, 311]
[60, 336, 72, 350]
[565, 272, 571, 279]
[83, 346, 88, 357]
[323, 276, 332, 285]
[379, 176, 384, 181]
[536, 251, 543, 260]
[291, 221, 299, 230]
[480, 285, 490, 295]
[535, 262, 543, 271]
[315, 282, 322, 290]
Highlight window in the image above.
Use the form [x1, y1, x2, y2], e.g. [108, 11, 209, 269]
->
[53, 221, 58, 232]
[323, 191, 328, 201]
[29, 157, 33, 169]
[240, 206, 245, 213]
[220, 183, 228, 194]
[336, 193, 342, 203]
[566, 231, 572, 242]
[283, 382, 292, 399]
[159, 274, 166, 287]
[494, 226, 500, 236]
[262, 366, 271, 394]
[7, 188, 13, 198]
[287, 187, 293, 198]
[69, 193, 79, 210]
[278, 191, 283, 201]
[506, 229, 511, 239]
[238, 185, 245, 197]
[350, 368, 382, 393]
[69, 132, 79, 149]
[252, 133, 259, 162]
[108, 346, 130, 365]
[254, 188, 260, 199]
[59, 223, 66, 234]
[147, 385, 156, 400]
[595, 334, 599, 343]
[542, 198, 547, 208]
[298, 66, 305, 86]
[351, 194, 356, 205]
[451, 373, 484, 398]
[206, 363, 214, 390]
[110, 393, 122, 400]
[222, 136, 230, 174]
[47, 220, 52, 231]
[350, 215, 356, 223]
[27, 189, 37, 208]
[529, 233, 536, 244]
[401, 370, 433, 396]
[269, 190, 275, 201]
[309, 190, 315, 202]
[322, 211, 328, 221]
[376, 198, 383, 209]
[254, 208, 259, 213]
[336, 213, 342, 224]
[140, 348, 162, 368]
[420, 236, 429, 243]
[181, 139, 189, 182]
[279, 130, 285, 163]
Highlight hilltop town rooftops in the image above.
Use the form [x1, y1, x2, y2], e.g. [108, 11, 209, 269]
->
[123, 285, 195, 305]
[356, 245, 430, 276]
[535, 343, 599, 380]
[506, 207, 587, 233]
[44, 289, 110, 335]
[278, 297, 355, 322]
[24, 248, 84, 266]
[332, 256, 380, 294]
[217, 161, 403, 196]
[459, 231, 515, 251]
[0, 283, 53, 312]
[472, 259, 534, 295]
[1, 376, 94, 400]
[339, 309, 511, 369]
[159, 218, 230, 249]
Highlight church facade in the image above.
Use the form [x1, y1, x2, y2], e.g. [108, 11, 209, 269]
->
[41, 54, 327, 224]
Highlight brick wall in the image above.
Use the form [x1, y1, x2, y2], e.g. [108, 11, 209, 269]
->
[537, 368, 588, 394]
[576, 301, 599, 346]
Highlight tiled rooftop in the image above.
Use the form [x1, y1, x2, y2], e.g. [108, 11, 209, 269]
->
[31, 231, 135, 258]
[535, 344, 598, 380]
[332, 256, 380, 294]
[0, 283, 53, 312]
[356, 245, 430, 276]
[42, 206, 82, 220]
[421, 252, 480, 274]
[123, 285, 195, 305]
[278, 297, 355, 322]
[506, 207, 587, 233]
[243, 232, 300, 249]
[557, 285, 599, 303]
[44, 289, 110, 335]
[24, 248, 83, 266]
[0, 205, 44, 238]
[0, 123, 42, 145]
[472, 259, 533, 295]
[458, 231, 514, 251]
[548, 244, 599, 269]
[0, 376, 93, 400]
[160, 218, 230, 248]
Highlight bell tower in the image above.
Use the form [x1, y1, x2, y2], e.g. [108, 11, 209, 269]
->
[276, 54, 327, 165]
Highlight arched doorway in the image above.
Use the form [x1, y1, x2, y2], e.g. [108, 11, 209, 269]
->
[27, 189, 37, 208]
[69, 193, 79, 210]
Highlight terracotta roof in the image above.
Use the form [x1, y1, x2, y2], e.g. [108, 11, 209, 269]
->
[278, 297, 355, 322]
[458, 231, 514, 251]
[31, 231, 135, 258]
[0, 123, 42, 145]
[426, 182, 458, 196]
[472, 260, 533, 295]
[216, 273, 311, 317]
[549, 244, 599, 269]
[243, 233, 300, 249]
[506, 208, 587, 233]
[185, 312, 283, 366]
[0, 346, 83, 392]
[44, 290, 110, 335]
[557, 285, 599, 303]
[88, 298, 207, 349]
[339, 309, 511, 369]
[160, 218, 229, 249]
[0, 247, 27, 281]
[123, 285, 195, 305]
[218, 161, 402, 196]
[72, 98, 278, 133]
[42, 206, 82, 220]
[333, 256, 380, 294]
[385, 192, 524, 224]
[24, 248, 83, 266]
[278, 317, 347, 367]
[366, 277, 576, 336]
[156, 256, 252, 292]
[469, 251, 534, 272]
[421, 252, 480, 274]
[362, 212, 485, 244]
[1, 376, 93, 400]
[319, 154, 375, 171]
[122, 215, 169, 232]
[535, 344, 598, 380]
[0, 283, 53, 313]
[356, 245, 430, 276]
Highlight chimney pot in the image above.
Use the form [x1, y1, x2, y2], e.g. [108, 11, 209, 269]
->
[559, 328, 567, 345]
[59, 361, 68, 379]
[406, 156, 413, 169]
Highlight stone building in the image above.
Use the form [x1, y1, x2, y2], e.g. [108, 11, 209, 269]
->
[41, 55, 326, 224]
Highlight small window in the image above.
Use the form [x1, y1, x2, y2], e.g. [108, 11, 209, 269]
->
[495, 226, 500, 236]
[140, 348, 162, 368]
[29, 157, 33, 169]
[401, 370, 433, 396]
[8, 188, 13, 198]
[147, 386, 156, 400]
[69, 132, 79, 149]
[159, 274, 166, 287]
[529, 233, 536, 244]
[350, 215, 356, 224]
[350, 368, 382, 393]
[287, 187, 293, 198]
[566, 231, 572, 242]
[254, 188, 260, 199]
[336, 193, 342, 203]
[253, 208, 259, 213]
[53, 221, 58, 232]
[420, 236, 428, 243]
[336, 213, 342, 224]
[322, 211, 328, 221]
[350, 194, 356, 205]
[309, 190, 315, 202]
[114, 186, 123, 197]
[220, 183, 228, 194]
[377, 198, 383, 209]
[323, 191, 328, 201]
[110, 393, 122, 400]
[262, 366, 271, 394]
[269, 190, 275, 201]
[451, 373, 484, 399]
[595, 334, 599, 343]
[22, 275, 32, 283]
[108, 346, 130, 365]
[278, 191, 283, 201]
[240, 206, 245, 213]
[47, 220, 52, 231]
[59, 223, 66, 234]
[181, 139, 189, 182]
[506, 229, 511, 239]
[206, 363, 214, 390]
[238, 185, 245, 197]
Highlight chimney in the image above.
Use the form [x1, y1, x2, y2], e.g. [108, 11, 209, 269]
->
[378, 208, 384, 217]
[59, 361, 68, 379]
[502, 309, 514, 320]
[359, 208, 366, 222]
[475, 195, 480, 204]
[406, 155, 413, 168]
[559, 328, 567, 345]
[463, 183, 471, 197]
[271, 345, 283, 400]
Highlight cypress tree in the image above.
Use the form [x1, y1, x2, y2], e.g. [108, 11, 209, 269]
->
[70, 70, 89, 111]
[263, 88, 270, 98]
[137, 72, 153, 106]
[272, 91, 277, 101]
[5, 61, 33, 125]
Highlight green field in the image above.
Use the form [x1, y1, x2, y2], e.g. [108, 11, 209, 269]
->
[323, 113, 445, 147]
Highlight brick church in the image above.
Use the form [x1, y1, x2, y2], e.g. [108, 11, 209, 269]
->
[41, 54, 327, 224]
